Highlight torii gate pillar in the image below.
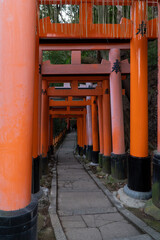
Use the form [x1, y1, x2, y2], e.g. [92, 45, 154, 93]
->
[124, 0, 151, 199]
[91, 96, 99, 164]
[32, 12, 41, 195]
[102, 80, 112, 173]
[86, 87, 93, 161]
[0, 0, 37, 239]
[98, 95, 104, 168]
[109, 49, 127, 180]
[41, 80, 49, 174]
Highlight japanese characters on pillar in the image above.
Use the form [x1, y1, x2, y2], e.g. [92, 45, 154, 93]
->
[109, 48, 127, 180]
[41, 80, 49, 175]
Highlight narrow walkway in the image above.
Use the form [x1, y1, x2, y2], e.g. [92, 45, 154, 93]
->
[57, 132, 151, 240]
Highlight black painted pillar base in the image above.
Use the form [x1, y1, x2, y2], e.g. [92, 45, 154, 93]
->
[92, 151, 99, 164]
[83, 145, 86, 155]
[0, 196, 38, 240]
[50, 145, 54, 155]
[102, 155, 111, 174]
[98, 153, 103, 168]
[152, 152, 160, 208]
[111, 153, 127, 180]
[86, 145, 93, 162]
[42, 157, 49, 175]
[124, 155, 152, 200]
[32, 156, 40, 194]
[76, 145, 79, 154]
[39, 154, 42, 179]
[78, 147, 83, 156]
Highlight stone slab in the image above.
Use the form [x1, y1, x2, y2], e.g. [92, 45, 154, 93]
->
[65, 228, 102, 240]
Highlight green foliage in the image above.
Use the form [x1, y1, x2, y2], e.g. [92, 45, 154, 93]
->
[43, 50, 71, 64]
[53, 118, 66, 137]
[39, 4, 79, 23]
[148, 40, 157, 67]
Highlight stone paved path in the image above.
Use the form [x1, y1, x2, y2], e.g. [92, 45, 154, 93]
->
[57, 132, 152, 240]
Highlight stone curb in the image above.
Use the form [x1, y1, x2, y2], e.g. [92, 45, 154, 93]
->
[75, 154, 160, 240]
[49, 140, 67, 240]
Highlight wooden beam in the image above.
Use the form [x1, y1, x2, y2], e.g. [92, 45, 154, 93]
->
[38, 0, 158, 6]
[49, 110, 86, 115]
[39, 18, 132, 39]
[49, 99, 91, 107]
[40, 43, 130, 51]
[51, 114, 83, 118]
[42, 59, 130, 75]
[42, 75, 126, 82]
[47, 86, 103, 96]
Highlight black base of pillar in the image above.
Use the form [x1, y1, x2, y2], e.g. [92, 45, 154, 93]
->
[92, 151, 99, 164]
[32, 156, 40, 194]
[102, 155, 111, 174]
[83, 145, 86, 155]
[124, 155, 151, 200]
[0, 196, 38, 240]
[39, 154, 42, 179]
[50, 145, 54, 155]
[152, 152, 160, 208]
[42, 157, 49, 175]
[111, 153, 127, 180]
[86, 145, 93, 162]
[76, 145, 79, 154]
[78, 147, 83, 156]
[98, 153, 103, 168]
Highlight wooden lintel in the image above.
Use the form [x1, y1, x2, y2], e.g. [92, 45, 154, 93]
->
[42, 60, 111, 75]
[42, 60, 130, 75]
[42, 75, 110, 82]
[51, 115, 83, 118]
[40, 43, 130, 51]
[49, 99, 91, 107]
[49, 110, 86, 115]
[47, 86, 103, 96]
[38, 0, 158, 6]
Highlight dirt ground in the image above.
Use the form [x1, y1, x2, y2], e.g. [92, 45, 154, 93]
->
[37, 158, 56, 240]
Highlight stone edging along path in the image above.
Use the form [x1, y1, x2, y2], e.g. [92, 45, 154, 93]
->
[75, 155, 160, 240]
[49, 138, 160, 240]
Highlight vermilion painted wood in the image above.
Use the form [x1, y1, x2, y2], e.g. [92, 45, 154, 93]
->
[103, 80, 112, 156]
[49, 110, 86, 115]
[109, 48, 125, 154]
[51, 115, 84, 118]
[130, 1, 148, 157]
[32, 13, 40, 159]
[49, 99, 91, 107]
[42, 75, 110, 82]
[91, 96, 99, 152]
[97, 96, 104, 154]
[38, 0, 158, 5]
[41, 80, 49, 158]
[40, 43, 130, 51]
[0, 0, 36, 211]
[41, 59, 130, 75]
[47, 87, 103, 96]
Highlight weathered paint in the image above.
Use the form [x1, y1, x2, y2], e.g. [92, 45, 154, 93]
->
[0, 0, 36, 210]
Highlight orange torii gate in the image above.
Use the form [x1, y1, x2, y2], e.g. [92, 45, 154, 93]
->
[50, 110, 87, 155]
[0, 0, 160, 238]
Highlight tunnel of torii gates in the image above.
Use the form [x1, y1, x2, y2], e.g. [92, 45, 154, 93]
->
[1, 0, 160, 238]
